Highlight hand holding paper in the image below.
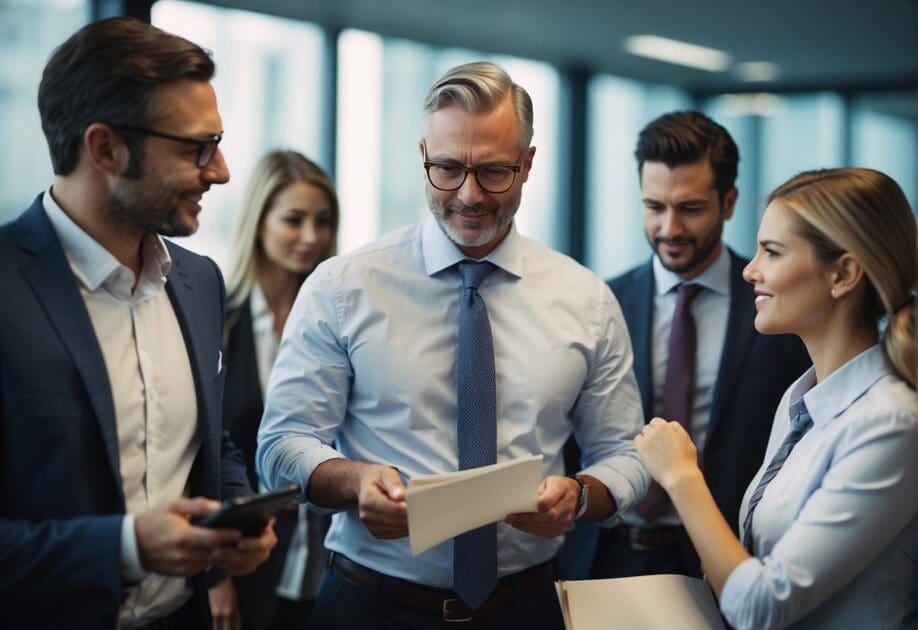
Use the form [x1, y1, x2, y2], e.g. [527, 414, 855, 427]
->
[406, 454, 543, 555]
[505, 474, 582, 538]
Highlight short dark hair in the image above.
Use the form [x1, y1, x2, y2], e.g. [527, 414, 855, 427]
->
[634, 111, 739, 200]
[39, 17, 214, 175]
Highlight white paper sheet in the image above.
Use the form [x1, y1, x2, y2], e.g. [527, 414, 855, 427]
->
[556, 574, 725, 630]
[406, 454, 543, 555]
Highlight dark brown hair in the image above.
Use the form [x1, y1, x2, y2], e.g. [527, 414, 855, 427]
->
[635, 111, 739, 201]
[39, 17, 214, 175]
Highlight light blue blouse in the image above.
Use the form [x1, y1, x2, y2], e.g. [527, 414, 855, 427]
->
[721, 345, 917, 628]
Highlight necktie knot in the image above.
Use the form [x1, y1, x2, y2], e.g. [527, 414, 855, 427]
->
[790, 408, 813, 433]
[459, 260, 495, 291]
[675, 282, 704, 307]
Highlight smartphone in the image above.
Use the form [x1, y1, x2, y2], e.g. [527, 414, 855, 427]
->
[194, 484, 300, 536]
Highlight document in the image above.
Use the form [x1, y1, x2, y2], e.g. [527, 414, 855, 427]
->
[406, 454, 543, 555]
[555, 574, 725, 630]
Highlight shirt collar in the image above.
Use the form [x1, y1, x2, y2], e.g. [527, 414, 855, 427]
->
[421, 214, 523, 279]
[785, 344, 889, 428]
[249, 282, 276, 336]
[653, 244, 731, 297]
[42, 188, 171, 297]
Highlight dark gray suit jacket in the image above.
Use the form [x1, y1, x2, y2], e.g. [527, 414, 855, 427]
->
[0, 196, 252, 629]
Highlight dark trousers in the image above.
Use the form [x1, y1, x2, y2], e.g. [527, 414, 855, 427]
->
[590, 524, 702, 578]
[308, 563, 564, 629]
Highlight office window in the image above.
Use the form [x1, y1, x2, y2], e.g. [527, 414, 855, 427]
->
[851, 96, 916, 207]
[760, 93, 845, 197]
[0, 0, 89, 223]
[703, 99, 768, 258]
[336, 30, 562, 255]
[586, 76, 690, 279]
[152, 1, 327, 269]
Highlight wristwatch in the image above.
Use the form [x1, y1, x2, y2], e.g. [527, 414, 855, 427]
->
[569, 475, 589, 520]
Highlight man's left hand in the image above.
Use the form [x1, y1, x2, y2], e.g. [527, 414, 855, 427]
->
[208, 517, 278, 576]
[504, 475, 579, 538]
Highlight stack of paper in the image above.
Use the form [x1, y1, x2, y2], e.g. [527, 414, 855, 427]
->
[556, 574, 725, 630]
[406, 454, 543, 555]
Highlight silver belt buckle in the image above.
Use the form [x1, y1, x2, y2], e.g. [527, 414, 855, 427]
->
[442, 598, 474, 622]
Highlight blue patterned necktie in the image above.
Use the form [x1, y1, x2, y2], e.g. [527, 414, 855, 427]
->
[453, 260, 498, 610]
[742, 407, 813, 552]
[636, 283, 704, 519]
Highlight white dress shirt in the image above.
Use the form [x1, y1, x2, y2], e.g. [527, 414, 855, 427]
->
[248, 284, 322, 601]
[721, 344, 917, 628]
[43, 191, 200, 629]
[624, 246, 730, 527]
[257, 216, 648, 588]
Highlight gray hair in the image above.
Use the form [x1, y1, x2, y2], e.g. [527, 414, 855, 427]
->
[422, 62, 533, 147]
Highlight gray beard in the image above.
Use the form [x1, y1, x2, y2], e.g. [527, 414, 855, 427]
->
[427, 188, 521, 250]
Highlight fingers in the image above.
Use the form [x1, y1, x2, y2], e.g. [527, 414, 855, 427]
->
[208, 578, 242, 630]
[136, 499, 245, 576]
[535, 475, 569, 512]
[169, 496, 223, 518]
[505, 476, 577, 539]
[211, 521, 278, 576]
[379, 467, 406, 502]
[357, 466, 408, 539]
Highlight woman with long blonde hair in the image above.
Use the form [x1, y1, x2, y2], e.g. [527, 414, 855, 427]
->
[209, 150, 339, 630]
[636, 167, 915, 628]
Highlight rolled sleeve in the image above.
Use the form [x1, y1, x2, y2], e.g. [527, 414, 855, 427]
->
[256, 264, 352, 510]
[573, 285, 649, 525]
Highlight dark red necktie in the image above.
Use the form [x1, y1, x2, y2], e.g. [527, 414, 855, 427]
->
[636, 283, 704, 520]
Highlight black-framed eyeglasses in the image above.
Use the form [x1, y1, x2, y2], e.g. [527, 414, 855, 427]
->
[112, 125, 223, 168]
[422, 142, 525, 194]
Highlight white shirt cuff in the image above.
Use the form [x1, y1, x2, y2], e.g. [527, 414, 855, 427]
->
[120, 514, 147, 583]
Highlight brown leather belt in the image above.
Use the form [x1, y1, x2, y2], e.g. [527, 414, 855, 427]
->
[611, 524, 682, 551]
[330, 553, 553, 622]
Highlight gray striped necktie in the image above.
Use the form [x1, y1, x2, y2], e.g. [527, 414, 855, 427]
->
[742, 407, 813, 552]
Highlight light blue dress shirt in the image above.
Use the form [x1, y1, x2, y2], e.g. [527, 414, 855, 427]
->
[721, 345, 917, 628]
[257, 216, 648, 588]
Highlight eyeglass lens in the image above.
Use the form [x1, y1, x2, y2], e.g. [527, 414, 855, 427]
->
[427, 164, 516, 193]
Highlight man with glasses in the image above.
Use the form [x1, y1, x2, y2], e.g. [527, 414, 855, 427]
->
[258, 61, 648, 628]
[0, 17, 275, 629]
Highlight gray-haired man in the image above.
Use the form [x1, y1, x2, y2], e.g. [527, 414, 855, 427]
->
[257, 61, 648, 628]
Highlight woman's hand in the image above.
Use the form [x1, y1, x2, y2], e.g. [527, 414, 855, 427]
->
[634, 417, 703, 493]
[208, 577, 242, 630]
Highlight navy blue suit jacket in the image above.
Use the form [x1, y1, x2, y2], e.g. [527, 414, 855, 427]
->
[609, 250, 810, 529]
[0, 197, 252, 628]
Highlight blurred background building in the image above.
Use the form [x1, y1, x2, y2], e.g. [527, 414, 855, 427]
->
[2, 0, 915, 278]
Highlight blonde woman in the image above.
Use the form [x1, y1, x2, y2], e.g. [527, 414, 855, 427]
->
[209, 150, 339, 630]
[636, 168, 915, 628]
